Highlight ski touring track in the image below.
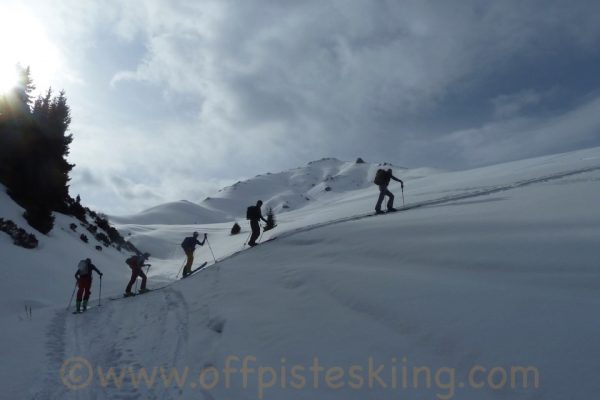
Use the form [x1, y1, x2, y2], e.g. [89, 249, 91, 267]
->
[34, 284, 227, 400]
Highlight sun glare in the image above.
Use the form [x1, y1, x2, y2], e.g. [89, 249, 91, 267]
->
[0, 65, 19, 94]
[0, 6, 61, 95]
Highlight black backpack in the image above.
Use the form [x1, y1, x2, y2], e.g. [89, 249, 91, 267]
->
[181, 237, 194, 250]
[373, 169, 387, 185]
[246, 206, 259, 220]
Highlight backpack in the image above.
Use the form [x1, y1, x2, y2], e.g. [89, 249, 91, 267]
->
[373, 169, 387, 185]
[77, 259, 90, 275]
[126, 255, 138, 269]
[246, 206, 259, 220]
[181, 237, 194, 250]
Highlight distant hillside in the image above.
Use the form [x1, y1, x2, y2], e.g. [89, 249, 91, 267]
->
[109, 200, 228, 225]
[112, 158, 443, 225]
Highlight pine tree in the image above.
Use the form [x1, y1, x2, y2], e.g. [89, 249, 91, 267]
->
[39, 90, 73, 212]
[1, 66, 36, 201]
[0, 66, 74, 233]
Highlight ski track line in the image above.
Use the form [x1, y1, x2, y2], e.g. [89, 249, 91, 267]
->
[102, 288, 190, 400]
[32, 310, 69, 399]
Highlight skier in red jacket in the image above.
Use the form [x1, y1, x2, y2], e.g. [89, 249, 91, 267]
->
[74, 258, 103, 313]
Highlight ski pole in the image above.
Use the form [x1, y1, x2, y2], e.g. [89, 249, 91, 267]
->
[401, 186, 405, 207]
[206, 236, 217, 263]
[66, 281, 77, 311]
[243, 229, 252, 248]
[176, 258, 186, 278]
[98, 276, 102, 307]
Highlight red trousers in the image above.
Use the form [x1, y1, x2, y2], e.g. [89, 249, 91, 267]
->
[77, 275, 92, 301]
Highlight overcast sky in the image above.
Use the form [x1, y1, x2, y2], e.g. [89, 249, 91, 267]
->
[2, 0, 600, 214]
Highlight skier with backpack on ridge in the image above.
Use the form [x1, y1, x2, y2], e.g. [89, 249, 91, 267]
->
[246, 200, 268, 247]
[124, 252, 151, 297]
[373, 168, 404, 214]
[74, 258, 103, 313]
[181, 232, 207, 277]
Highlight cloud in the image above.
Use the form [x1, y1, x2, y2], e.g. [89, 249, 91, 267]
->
[70, 167, 104, 188]
[442, 95, 600, 166]
[18, 0, 600, 213]
[107, 1, 600, 141]
[491, 90, 544, 119]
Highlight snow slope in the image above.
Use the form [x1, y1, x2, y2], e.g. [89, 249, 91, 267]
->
[0, 187, 145, 398]
[2, 147, 600, 399]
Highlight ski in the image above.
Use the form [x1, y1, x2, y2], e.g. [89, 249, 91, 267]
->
[374, 209, 398, 216]
[72, 308, 94, 314]
[108, 284, 171, 301]
[259, 237, 277, 245]
[108, 293, 136, 301]
[181, 262, 208, 279]
[71, 304, 100, 314]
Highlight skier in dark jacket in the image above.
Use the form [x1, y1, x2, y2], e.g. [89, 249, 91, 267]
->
[74, 258, 103, 312]
[247, 200, 268, 246]
[181, 232, 207, 277]
[125, 252, 150, 296]
[374, 168, 404, 214]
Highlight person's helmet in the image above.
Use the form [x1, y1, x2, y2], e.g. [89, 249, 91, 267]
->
[387, 168, 392, 173]
[193, 231, 199, 237]
[86, 258, 91, 263]
[257, 200, 263, 206]
[143, 252, 150, 259]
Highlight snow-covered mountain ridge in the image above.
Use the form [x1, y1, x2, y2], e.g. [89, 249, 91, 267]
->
[111, 158, 443, 225]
